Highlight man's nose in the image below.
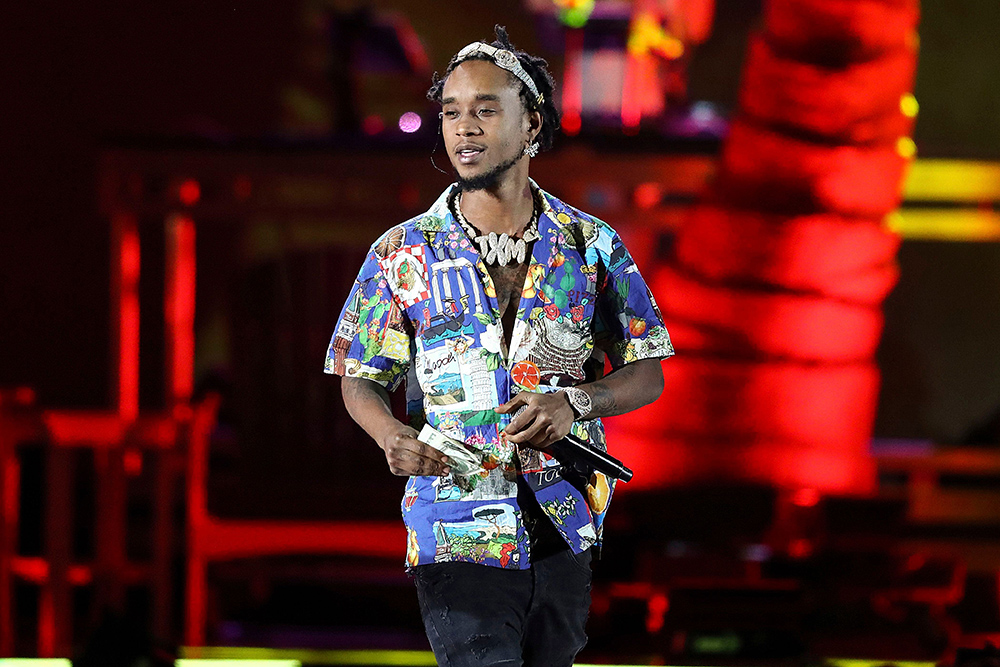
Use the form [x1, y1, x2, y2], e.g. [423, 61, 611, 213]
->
[456, 116, 482, 135]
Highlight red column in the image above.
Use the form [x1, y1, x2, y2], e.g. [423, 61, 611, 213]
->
[166, 214, 197, 411]
[612, 0, 920, 493]
[112, 213, 141, 422]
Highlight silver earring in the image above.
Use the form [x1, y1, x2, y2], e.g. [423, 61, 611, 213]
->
[523, 141, 540, 158]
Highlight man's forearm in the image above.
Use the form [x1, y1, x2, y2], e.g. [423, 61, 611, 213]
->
[341, 377, 404, 448]
[582, 357, 663, 419]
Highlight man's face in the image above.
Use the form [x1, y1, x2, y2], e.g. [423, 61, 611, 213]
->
[440, 59, 533, 191]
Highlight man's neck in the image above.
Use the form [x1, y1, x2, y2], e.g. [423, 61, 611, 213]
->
[459, 174, 535, 237]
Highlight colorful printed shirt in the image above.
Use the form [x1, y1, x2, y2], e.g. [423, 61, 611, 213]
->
[325, 181, 674, 569]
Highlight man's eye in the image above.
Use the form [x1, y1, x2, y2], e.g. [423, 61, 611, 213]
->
[442, 110, 459, 118]
[476, 109, 496, 117]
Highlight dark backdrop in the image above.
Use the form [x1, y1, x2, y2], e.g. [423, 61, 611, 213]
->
[2, 0, 998, 435]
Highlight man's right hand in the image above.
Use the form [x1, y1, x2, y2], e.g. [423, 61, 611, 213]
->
[341, 377, 452, 478]
[380, 425, 452, 477]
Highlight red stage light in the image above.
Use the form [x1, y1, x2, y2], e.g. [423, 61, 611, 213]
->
[562, 111, 582, 136]
[646, 592, 669, 633]
[178, 179, 201, 206]
[13, 386, 36, 405]
[561, 28, 584, 136]
[362, 115, 385, 135]
[792, 488, 820, 507]
[166, 216, 196, 404]
[123, 450, 143, 476]
[788, 538, 813, 559]
[118, 221, 140, 420]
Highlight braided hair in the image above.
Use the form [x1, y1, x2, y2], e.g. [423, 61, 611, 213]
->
[427, 25, 561, 152]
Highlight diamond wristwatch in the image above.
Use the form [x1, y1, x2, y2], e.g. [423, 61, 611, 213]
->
[562, 386, 593, 420]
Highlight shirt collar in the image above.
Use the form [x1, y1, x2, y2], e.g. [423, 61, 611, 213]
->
[413, 179, 577, 238]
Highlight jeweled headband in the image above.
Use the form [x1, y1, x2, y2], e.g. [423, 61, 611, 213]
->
[454, 42, 544, 107]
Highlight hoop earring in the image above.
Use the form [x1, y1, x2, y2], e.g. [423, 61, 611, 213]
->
[523, 141, 540, 158]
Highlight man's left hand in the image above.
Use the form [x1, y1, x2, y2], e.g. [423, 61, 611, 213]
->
[495, 391, 575, 450]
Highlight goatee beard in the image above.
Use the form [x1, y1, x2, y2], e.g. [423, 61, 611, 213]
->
[455, 152, 521, 192]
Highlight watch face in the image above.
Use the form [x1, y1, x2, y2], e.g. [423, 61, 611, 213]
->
[568, 387, 591, 418]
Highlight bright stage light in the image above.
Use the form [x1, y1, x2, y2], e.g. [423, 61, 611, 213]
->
[176, 662, 300, 666]
[633, 182, 662, 210]
[179, 179, 201, 206]
[826, 659, 936, 667]
[561, 111, 581, 136]
[897, 136, 917, 159]
[887, 208, 1000, 241]
[398, 112, 422, 133]
[904, 159, 1000, 202]
[792, 488, 821, 507]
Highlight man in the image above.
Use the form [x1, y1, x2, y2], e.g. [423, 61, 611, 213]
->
[325, 27, 673, 667]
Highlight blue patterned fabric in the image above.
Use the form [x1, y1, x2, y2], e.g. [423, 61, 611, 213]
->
[325, 181, 673, 569]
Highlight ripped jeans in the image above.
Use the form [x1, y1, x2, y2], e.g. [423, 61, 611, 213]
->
[410, 548, 592, 667]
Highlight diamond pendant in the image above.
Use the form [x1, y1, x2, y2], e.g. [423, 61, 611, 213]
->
[513, 238, 526, 264]
[456, 190, 538, 267]
[477, 232, 527, 267]
[498, 233, 511, 266]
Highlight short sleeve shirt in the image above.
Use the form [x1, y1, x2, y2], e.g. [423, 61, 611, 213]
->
[325, 181, 674, 569]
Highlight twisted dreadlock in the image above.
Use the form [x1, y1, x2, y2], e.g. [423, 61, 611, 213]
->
[427, 26, 561, 152]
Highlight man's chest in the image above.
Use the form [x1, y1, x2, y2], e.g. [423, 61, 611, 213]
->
[485, 261, 530, 314]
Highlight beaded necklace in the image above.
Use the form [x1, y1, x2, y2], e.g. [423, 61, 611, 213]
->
[451, 191, 541, 267]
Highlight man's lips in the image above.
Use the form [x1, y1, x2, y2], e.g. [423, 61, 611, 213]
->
[456, 144, 485, 165]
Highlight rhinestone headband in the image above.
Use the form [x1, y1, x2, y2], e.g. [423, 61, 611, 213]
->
[454, 42, 544, 107]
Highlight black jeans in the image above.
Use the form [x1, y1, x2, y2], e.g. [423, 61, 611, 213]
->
[410, 548, 592, 667]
